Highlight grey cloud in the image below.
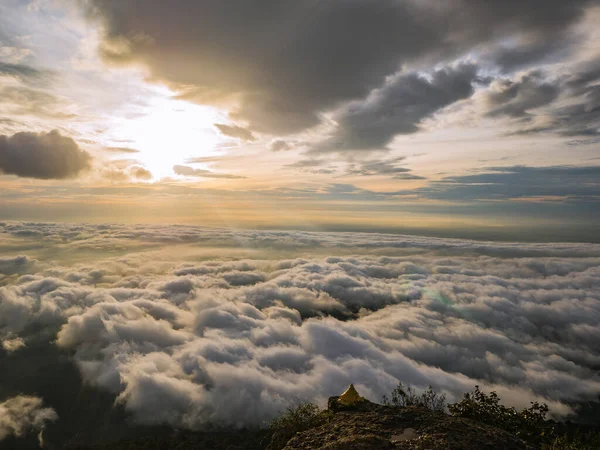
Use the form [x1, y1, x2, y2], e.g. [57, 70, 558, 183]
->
[269, 140, 291, 152]
[0, 256, 36, 276]
[0, 396, 58, 443]
[214, 124, 256, 141]
[0, 130, 91, 179]
[567, 137, 600, 147]
[312, 64, 481, 152]
[81, 0, 595, 136]
[285, 159, 324, 169]
[392, 173, 427, 180]
[223, 271, 265, 287]
[484, 71, 560, 118]
[284, 157, 339, 175]
[309, 168, 337, 175]
[462, 0, 593, 35]
[487, 37, 575, 73]
[0, 62, 49, 83]
[566, 59, 600, 91]
[543, 103, 600, 137]
[346, 157, 408, 176]
[475, 60, 600, 137]
[173, 165, 245, 179]
[345, 157, 426, 180]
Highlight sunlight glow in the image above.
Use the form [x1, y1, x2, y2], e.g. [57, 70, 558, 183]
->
[110, 95, 223, 179]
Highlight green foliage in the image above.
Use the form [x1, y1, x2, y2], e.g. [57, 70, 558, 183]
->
[382, 382, 447, 412]
[384, 383, 600, 449]
[448, 385, 600, 449]
[541, 431, 600, 450]
[266, 402, 331, 450]
[448, 385, 549, 444]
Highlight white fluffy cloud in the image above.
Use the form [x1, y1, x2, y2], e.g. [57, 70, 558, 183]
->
[0, 396, 57, 443]
[1, 337, 25, 353]
[1, 222, 600, 431]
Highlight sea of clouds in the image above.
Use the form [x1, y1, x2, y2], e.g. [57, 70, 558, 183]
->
[1, 222, 599, 439]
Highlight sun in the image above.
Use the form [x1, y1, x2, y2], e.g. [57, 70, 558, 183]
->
[111, 93, 223, 179]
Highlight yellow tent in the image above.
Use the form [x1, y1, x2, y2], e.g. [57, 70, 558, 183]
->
[338, 384, 363, 406]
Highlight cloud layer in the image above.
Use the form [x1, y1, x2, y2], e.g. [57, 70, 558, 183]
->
[1, 222, 600, 437]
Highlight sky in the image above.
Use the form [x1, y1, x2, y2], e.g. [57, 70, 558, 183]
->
[0, 0, 599, 240]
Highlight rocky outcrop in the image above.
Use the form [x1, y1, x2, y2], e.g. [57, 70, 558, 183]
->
[283, 400, 533, 450]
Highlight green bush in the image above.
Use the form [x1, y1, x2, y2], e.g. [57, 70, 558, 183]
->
[541, 431, 600, 450]
[387, 383, 600, 449]
[382, 382, 447, 412]
[266, 402, 331, 450]
[448, 385, 549, 445]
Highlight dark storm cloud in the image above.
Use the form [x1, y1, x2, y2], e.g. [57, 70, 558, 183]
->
[81, 0, 595, 136]
[0, 130, 91, 179]
[214, 124, 256, 141]
[312, 64, 481, 152]
[487, 38, 576, 73]
[173, 165, 245, 179]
